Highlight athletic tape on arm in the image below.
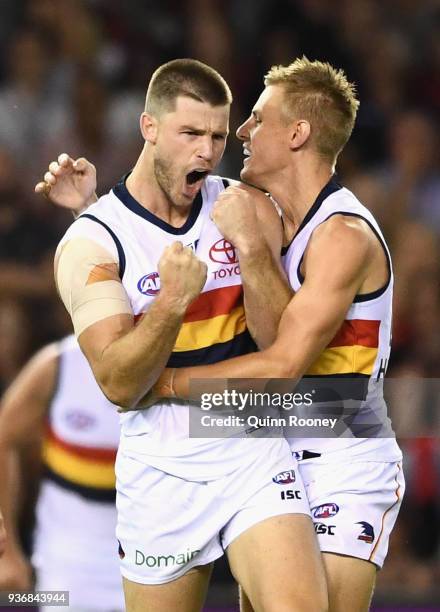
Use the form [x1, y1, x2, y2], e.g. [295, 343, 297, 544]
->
[55, 237, 132, 336]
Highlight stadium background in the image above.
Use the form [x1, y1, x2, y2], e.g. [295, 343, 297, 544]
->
[0, 0, 439, 609]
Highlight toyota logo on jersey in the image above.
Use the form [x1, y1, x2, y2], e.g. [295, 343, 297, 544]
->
[209, 239, 238, 264]
[137, 272, 160, 296]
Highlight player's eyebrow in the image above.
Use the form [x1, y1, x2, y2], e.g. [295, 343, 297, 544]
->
[180, 125, 228, 138]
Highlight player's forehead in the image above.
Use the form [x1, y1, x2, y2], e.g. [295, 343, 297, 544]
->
[166, 95, 230, 133]
[252, 85, 285, 117]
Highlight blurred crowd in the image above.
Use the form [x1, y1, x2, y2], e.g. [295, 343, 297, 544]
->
[0, 0, 439, 605]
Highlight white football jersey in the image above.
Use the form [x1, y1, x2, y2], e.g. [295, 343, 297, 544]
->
[282, 177, 402, 462]
[58, 175, 280, 481]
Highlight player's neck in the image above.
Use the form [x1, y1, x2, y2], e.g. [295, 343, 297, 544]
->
[268, 160, 334, 231]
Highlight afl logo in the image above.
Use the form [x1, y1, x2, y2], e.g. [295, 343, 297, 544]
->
[65, 411, 95, 430]
[209, 239, 237, 264]
[272, 469, 296, 485]
[137, 272, 160, 296]
[312, 503, 339, 519]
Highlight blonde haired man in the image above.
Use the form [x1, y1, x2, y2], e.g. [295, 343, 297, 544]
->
[149, 57, 404, 611]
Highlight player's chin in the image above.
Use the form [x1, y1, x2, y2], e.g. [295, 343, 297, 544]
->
[240, 165, 262, 189]
[240, 164, 252, 182]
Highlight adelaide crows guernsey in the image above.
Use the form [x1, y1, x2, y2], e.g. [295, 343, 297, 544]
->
[33, 335, 122, 609]
[59, 175, 267, 481]
[282, 178, 402, 462]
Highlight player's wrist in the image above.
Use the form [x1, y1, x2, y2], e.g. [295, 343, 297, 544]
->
[157, 287, 193, 315]
[153, 368, 176, 399]
[237, 236, 268, 259]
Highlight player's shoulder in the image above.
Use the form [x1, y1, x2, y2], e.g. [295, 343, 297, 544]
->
[79, 187, 119, 219]
[325, 184, 373, 220]
[311, 214, 372, 268]
[58, 189, 120, 245]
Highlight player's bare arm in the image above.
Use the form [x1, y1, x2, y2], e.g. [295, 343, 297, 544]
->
[0, 343, 59, 589]
[55, 238, 207, 408]
[35, 153, 98, 216]
[160, 215, 383, 396]
[212, 183, 292, 348]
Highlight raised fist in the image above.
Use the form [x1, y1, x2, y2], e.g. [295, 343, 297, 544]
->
[158, 242, 207, 308]
[211, 184, 266, 252]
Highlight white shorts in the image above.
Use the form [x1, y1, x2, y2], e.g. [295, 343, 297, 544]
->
[115, 439, 310, 584]
[298, 458, 405, 568]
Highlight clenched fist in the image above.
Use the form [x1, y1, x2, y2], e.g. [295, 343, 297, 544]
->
[211, 184, 267, 253]
[159, 242, 207, 309]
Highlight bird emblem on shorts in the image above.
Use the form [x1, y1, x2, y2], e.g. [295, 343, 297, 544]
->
[356, 521, 375, 543]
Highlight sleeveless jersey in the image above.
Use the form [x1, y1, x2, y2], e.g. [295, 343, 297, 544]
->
[282, 178, 402, 462]
[32, 335, 123, 609]
[59, 175, 272, 482]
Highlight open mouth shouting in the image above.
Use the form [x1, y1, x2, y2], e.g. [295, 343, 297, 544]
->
[183, 168, 210, 198]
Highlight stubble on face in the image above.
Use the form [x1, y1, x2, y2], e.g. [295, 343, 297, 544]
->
[153, 155, 177, 206]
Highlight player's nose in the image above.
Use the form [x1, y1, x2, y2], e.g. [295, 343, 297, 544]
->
[236, 117, 251, 141]
[197, 136, 214, 161]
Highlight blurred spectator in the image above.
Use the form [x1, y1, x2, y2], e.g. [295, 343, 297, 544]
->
[41, 67, 141, 193]
[0, 28, 67, 164]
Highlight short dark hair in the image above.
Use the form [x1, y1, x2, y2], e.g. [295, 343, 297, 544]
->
[145, 59, 232, 116]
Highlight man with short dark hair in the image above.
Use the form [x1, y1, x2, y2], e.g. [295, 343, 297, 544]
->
[42, 59, 327, 612]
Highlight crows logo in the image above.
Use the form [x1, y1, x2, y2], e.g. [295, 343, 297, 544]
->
[356, 521, 375, 544]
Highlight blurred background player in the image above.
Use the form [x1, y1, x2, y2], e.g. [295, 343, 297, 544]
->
[0, 335, 124, 612]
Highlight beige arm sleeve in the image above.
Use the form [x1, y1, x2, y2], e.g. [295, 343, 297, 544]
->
[55, 237, 132, 337]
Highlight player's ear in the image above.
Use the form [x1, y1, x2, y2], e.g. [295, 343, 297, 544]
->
[140, 112, 158, 144]
[289, 120, 311, 150]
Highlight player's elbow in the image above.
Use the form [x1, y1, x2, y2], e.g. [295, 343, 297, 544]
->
[101, 385, 132, 409]
[101, 382, 140, 409]
[97, 372, 139, 409]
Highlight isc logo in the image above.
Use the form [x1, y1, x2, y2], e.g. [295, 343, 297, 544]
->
[314, 523, 336, 535]
[137, 272, 160, 296]
[280, 490, 302, 500]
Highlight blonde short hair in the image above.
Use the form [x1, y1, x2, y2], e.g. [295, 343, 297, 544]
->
[265, 57, 359, 162]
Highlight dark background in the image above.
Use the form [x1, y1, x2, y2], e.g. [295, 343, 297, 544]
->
[0, 0, 439, 609]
